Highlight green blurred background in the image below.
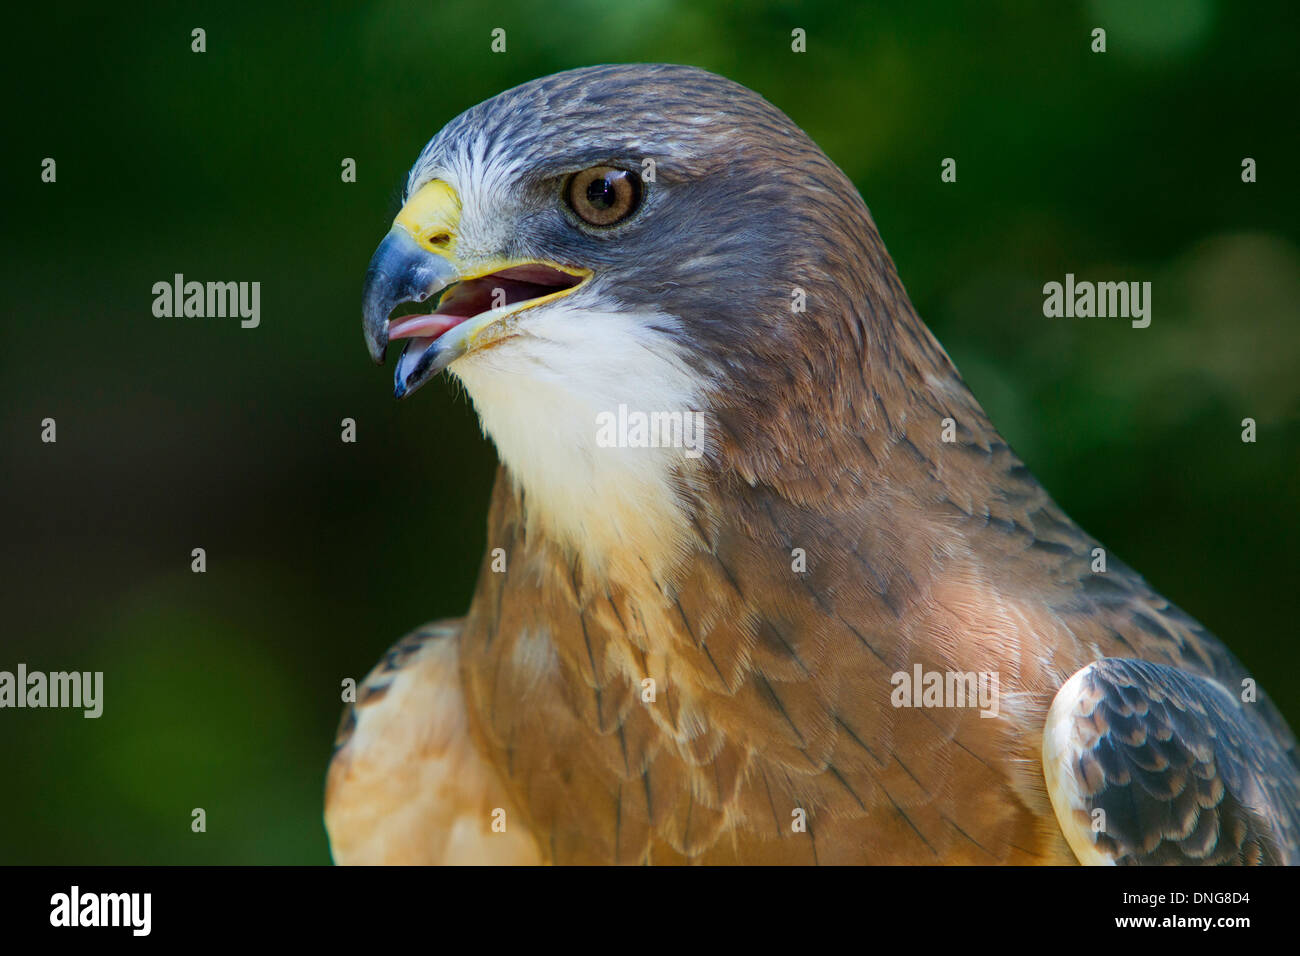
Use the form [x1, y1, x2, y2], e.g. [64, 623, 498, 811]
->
[2, 0, 1296, 863]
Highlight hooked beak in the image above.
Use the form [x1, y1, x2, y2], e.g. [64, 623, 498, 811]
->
[362, 227, 456, 366]
[361, 179, 590, 399]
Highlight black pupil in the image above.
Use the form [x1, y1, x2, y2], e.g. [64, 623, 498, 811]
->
[586, 173, 619, 209]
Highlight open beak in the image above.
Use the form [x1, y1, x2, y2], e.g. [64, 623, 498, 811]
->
[362, 179, 590, 398]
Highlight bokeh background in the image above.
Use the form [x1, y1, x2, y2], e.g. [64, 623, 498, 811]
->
[2, 0, 1296, 863]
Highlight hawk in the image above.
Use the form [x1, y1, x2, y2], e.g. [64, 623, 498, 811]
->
[325, 64, 1300, 865]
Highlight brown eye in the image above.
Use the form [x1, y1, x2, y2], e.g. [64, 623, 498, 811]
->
[566, 166, 642, 226]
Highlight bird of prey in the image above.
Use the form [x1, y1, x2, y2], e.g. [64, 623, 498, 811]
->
[325, 64, 1300, 865]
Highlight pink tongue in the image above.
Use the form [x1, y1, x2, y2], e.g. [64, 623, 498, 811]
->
[388, 313, 467, 340]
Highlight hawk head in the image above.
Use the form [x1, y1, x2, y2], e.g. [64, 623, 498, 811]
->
[362, 64, 963, 575]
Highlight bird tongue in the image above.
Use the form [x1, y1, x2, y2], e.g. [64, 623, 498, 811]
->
[387, 313, 466, 340]
[387, 275, 555, 343]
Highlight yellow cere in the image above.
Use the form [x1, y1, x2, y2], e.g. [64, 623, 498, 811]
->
[394, 180, 461, 253]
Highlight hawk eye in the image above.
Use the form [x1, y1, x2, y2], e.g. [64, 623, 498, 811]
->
[566, 166, 641, 226]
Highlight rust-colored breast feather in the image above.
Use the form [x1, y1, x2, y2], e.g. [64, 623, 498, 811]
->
[448, 437, 1299, 863]
[328, 432, 1300, 864]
